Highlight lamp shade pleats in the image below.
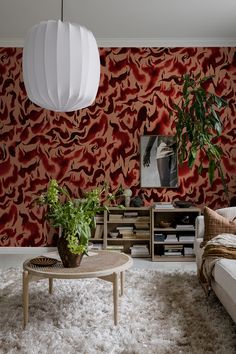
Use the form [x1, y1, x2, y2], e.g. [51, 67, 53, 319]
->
[22, 20, 100, 112]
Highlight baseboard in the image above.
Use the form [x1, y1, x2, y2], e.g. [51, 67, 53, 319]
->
[0, 247, 57, 254]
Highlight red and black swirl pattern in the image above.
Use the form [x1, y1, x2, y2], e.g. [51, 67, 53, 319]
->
[0, 47, 235, 246]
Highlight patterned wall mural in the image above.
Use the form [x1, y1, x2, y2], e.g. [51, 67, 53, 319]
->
[0, 47, 236, 246]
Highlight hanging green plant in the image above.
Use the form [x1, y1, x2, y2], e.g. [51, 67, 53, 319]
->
[170, 74, 228, 193]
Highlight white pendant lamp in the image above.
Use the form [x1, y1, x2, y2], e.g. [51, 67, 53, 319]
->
[22, 2, 100, 112]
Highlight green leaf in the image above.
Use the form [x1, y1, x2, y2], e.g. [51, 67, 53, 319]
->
[214, 96, 228, 109]
[198, 163, 203, 175]
[211, 109, 222, 134]
[199, 75, 214, 84]
[217, 164, 229, 197]
[208, 160, 215, 185]
[188, 148, 197, 168]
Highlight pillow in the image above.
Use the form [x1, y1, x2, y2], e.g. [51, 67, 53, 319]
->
[203, 206, 236, 244]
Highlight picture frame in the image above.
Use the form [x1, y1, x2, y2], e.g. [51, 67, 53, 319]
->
[140, 135, 178, 188]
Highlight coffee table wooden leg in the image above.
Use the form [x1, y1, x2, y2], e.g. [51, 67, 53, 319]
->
[23, 270, 29, 329]
[49, 278, 53, 294]
[113, 272, 119, 325]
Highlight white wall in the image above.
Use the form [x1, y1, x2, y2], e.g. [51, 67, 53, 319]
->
[0, 247, 57, 268]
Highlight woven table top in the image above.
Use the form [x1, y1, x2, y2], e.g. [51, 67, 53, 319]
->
[23, 250, 133, 279]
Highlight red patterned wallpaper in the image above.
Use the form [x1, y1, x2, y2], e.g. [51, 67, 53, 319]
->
[0, 47, 236, 246]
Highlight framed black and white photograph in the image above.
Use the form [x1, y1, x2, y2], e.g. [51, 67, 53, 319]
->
[140, 135, 178, 188]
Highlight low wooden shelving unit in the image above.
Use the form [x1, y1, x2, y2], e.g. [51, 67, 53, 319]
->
[103, 207, 151, 258]
[90, 206, 201, 261]
[151, 207, 201, 261]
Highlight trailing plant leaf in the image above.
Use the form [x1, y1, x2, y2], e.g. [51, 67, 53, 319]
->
[209, 159, 216, 186]
[171, 74, 228, 195]
[188, 147, 197, 168]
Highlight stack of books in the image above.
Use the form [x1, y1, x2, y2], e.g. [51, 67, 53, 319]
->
[93, 225, 104, 239]
[121, 211, 138, 223]
[164, 244, 183, 256]
[123, 211, 138, 218]
[134, 222, 150, 239]
[134, 223, 149, 230]
[90, 243, 103, 250]
[123, 215, 150, 223]
[130, 244, 150, 257]
[134, 229, 150, 239]
[154, 233, 165, 242]
[153, 202, 174, 209]
[176, 224, 194, 230]
[95, 215, 104, 223]
[116, 226, 134, 239]
[165, 234, 178, 242]
[109, 214, 123, 222]
[106, 245, 124, 252]
[179, 235, 195, 243]
[184, 247, 194, 256]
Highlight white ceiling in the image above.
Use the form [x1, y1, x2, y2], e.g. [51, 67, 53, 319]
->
[1, 0, 236, 47]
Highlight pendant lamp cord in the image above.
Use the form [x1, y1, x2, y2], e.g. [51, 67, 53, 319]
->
[61, 0, 64, 21]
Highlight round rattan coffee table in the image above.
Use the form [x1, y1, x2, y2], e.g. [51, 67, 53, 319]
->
[22, 250, 133, 328]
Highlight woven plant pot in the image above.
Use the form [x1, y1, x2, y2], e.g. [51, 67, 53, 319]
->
[57, 235, 84, 268]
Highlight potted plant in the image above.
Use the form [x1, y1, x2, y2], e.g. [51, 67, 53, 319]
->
[37, 179, 115, 267]
[170, 74, 228, 194]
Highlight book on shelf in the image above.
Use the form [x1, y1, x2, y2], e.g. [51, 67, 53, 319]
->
[184, 247, 194, 256]
[117, 218, 136, 223]
[119, 226, 134, 234]
[176, 224, 194, 229]
[131, 252, 150, 257]
[136, 227, 150, 234]
[109, 214, 123, 221]
[93, 225, 104, 239]
[134, 229, 150, 234]
[106, 245, 124, 251]
[134, 234, 150, 239]
[164, 244, 183, 250]
[153, 202, 174, 209]
[130, 244, 150, 257]
[179, 236, 195, 242]
[116, 226, 134, 231]
[123, 211, 139, 217]
[135, 216, 150, 223]
[119, 217, 150, 223]
[90, 243, 103, 250]
[121, 233, 135, 239]
[164, 251, 183, 256]
[165, 234, 177, 241]
[119, 229, 135, 237]
[95, 215, 104, 223]
[154, 233, 165, 242]
[164, 245, 183, 256]
[134, 223, 149, 230]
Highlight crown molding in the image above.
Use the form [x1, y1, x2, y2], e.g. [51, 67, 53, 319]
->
[1, 37, 236, 48]
[0, 38, 24, 47]
[97, 37, 236, 47]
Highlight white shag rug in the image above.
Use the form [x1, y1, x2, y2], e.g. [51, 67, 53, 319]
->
[0, 267, 236, 354]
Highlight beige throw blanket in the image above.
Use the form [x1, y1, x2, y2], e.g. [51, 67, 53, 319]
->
[199, 233, 236, 295]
